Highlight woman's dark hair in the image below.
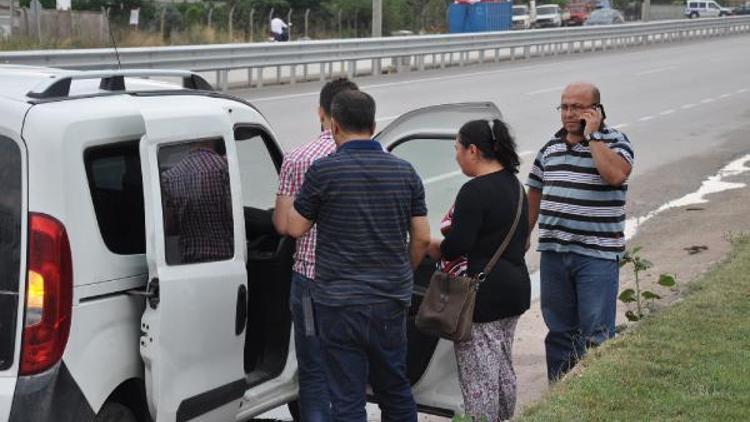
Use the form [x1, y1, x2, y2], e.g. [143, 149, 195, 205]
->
[458, 119, 520, 174]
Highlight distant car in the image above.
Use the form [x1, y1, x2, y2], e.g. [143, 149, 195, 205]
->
[512, 5, 533, 30]
[684, 0, 732, 18]
[535, 4, 563, 28]
[566, 3, 595, 26]
[584, 8, 625, 25]
[733, 4, 750, 15]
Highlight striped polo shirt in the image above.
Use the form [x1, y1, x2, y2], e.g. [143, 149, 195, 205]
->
[294, 139, 427, 307]
[526, 127, 634, 260]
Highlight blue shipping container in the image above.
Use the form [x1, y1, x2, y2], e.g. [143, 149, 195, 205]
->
[448, 2, 512, 33]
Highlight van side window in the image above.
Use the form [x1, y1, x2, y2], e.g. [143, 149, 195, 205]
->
[84, 142, 146, 255]
[0, 135, 22, 370]
[234, 127, 281, 210]
[158, 139, 234, 265]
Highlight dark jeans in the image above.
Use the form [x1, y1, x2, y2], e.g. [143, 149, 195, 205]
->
[290, 272, 331, 422]
[315, 301, 417, 422]
[540, 251, 619, 382]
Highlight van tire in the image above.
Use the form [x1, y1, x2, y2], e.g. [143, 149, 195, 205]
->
[95, 402, 138, 422]
[689, 12, 698, 18]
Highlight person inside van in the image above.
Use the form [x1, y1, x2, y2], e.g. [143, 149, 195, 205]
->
[161, 138, 233, 264]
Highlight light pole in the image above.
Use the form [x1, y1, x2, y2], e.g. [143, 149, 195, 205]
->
[372, 0, 382, 38]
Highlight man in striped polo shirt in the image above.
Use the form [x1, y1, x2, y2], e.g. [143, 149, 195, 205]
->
[273, 78, 358, 421]
[527, 82, 634, 382]
[286, 90, 430, 421]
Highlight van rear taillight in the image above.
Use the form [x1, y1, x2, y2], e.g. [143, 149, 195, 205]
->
[20, 213, 73, 375]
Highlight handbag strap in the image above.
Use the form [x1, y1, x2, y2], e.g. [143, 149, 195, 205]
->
[476, 179, 525, 283]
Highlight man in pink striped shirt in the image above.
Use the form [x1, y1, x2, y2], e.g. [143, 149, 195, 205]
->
[273, 78, 358, 422]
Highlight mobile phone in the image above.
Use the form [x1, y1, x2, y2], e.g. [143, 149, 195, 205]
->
[581, 104, 607, 132]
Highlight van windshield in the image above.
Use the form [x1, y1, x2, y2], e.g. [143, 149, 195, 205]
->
[0, 136, 22, 370]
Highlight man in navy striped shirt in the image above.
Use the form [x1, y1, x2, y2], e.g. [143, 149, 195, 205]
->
[527, 82, 634, 382]
[286, 90, 430, 422]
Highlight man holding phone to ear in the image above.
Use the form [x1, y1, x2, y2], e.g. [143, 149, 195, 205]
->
[526, 82, 634, 382]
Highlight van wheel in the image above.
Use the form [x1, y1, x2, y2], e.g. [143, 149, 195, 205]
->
[689, 12, 698, 18]
[95, 402, 138, 422]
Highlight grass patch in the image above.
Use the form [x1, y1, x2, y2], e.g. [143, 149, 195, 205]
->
[518, 235, 750, 421]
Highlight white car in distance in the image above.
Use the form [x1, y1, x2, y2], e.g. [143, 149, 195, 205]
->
[512, 5, 534, 30]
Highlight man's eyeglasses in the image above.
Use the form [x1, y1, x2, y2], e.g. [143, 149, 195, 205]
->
[556, 104, 599, 113]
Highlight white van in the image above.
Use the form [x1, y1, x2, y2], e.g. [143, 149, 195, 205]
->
[684, 0, 732, 18]
[0, 65, 502, 422]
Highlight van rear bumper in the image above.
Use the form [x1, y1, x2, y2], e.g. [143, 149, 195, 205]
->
[8, 362, 95, 422]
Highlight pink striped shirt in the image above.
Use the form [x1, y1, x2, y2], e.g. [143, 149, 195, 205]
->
[277, 130, 336, 279]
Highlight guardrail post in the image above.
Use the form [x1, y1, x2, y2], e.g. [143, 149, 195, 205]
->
[319, 63, 325, 81]
[499, 48, 505, 62]
[290, 65, 296, 85]
[247, 68, 253, 87]
[218, 69, 228, 91]
[479, 50, 484, 65]
[257, 67, 264, 88]
[276, 66, 281, 84]
[303, 64, 308, 82]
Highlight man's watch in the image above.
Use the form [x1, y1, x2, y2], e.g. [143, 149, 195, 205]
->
[584, 131, 604, 143]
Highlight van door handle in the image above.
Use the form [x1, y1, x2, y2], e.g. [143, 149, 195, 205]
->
[235, 284, 247, 336]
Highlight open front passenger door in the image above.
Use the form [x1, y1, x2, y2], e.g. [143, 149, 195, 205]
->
[374, 102, 503, 416]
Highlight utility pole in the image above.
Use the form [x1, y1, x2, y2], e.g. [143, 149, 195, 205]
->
[642, 0, 651, 22]
[372, 0, 382, 38]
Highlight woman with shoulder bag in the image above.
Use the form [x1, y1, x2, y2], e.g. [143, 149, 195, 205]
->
[427, 119, 531, 421]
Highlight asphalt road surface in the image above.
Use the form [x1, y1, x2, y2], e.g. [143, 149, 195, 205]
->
[242, 32, 750, 420]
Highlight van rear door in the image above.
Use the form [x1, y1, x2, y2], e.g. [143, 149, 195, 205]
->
[138, 105, 248, 422]
[0, 132, 27, 420]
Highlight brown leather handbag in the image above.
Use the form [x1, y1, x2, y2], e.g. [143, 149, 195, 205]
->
[415, 180, 524, 342]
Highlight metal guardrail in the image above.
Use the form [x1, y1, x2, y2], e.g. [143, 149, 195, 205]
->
[2, 16, 749, 90]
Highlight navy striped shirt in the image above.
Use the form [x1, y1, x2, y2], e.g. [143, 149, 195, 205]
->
[526, 127, 634, 260]
[294, 140, 427, 306]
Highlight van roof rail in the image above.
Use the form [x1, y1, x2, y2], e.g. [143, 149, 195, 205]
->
[26, 69, 214, 100]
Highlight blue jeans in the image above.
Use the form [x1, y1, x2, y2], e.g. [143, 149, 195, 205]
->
[315, 301, 417, 422]
[540, 251, 619, 381]
[290, 272, 331, 422]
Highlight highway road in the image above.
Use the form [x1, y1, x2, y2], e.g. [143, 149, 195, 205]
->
[246, 32, 750, 421]
[240, 33, 750, 266]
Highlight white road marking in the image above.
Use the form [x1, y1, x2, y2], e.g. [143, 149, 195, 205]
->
[659, 109, 675, 116]
[612, 123, 629, 129]
[423, 170, 463, 185]
[525, 86, 565, 96]
[423, 150, 535, 186]
[638, 116, 655, 122]
[250, 63, 578, 102]
[681, 103, 696, 109]
[718, 93, 732, 99]
[376, 115, 400, 122]
[635, 66, 676, 76]
[700, 98, 715, 104]
[738, 88, 749, 94]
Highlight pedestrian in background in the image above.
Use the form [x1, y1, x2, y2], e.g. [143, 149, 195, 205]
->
[428, 119, 530, 421]
[286, 90, 430, 422]
[526, 82, 634, 382]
